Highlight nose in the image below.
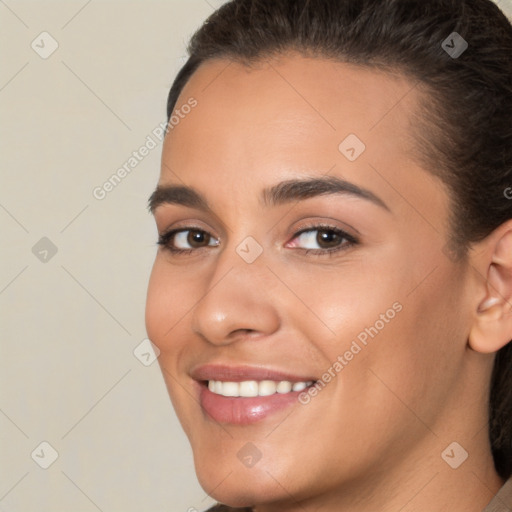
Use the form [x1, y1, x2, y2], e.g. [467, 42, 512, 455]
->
[190, 255, 281, 346]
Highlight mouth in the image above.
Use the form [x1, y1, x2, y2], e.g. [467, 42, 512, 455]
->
[206, 379, 315, 397]
[191, 365, 318, 425]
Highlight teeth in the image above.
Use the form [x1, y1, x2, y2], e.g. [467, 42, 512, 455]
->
[207, 380, 313, 397]
[276, 381, 292, 393]
[292, 382, 307, 392]
[259, 380, 277, 396]
[222, 382, 239, 397]
[239, 380, 259, 397]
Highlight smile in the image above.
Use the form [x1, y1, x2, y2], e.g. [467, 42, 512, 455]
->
[207, 379, 315, 397]
[190, 365, 318, 424]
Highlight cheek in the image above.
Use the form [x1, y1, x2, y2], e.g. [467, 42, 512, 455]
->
[350, 265, 470, 426]
[145, 256, 200, 348]
[145, 259, 171, 344]
[280, 252, 468, 419]
[276, 257, 404, 356]
[145, 258, 198, 428]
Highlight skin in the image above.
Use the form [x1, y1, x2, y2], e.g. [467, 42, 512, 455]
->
[145, 54, 511, 511]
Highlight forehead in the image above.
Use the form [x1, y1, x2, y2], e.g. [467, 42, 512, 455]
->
[164, 54, 421, 172]
[158, 54, 449, 228]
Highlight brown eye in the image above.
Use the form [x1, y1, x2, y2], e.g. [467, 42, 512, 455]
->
[187, 229, 211, 248]
[157, 228, 220, 253]
[317, 229, 342, 248]
[287, 226, 358, 255]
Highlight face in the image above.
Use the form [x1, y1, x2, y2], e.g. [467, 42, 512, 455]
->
[146, 55, 474, 508]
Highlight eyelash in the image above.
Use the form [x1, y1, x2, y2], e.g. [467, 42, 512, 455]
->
[157, 224, 358, 258]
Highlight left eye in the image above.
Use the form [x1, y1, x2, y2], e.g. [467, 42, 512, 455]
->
[288, 227, 355, 251]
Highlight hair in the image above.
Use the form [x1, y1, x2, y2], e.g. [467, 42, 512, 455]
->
[166, 0, 512, 479]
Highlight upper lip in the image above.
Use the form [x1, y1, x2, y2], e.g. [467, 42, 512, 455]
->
[190, 364, 318, 383]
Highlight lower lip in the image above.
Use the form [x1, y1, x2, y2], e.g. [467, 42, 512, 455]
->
[197, 382, 309, 425]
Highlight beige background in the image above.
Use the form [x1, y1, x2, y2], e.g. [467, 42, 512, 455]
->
[1, 1, 511, 511]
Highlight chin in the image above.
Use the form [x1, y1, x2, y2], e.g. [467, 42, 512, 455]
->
[194, 457, 286, 509]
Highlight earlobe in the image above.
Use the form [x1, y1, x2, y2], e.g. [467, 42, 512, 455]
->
[468, 222, 512, 355]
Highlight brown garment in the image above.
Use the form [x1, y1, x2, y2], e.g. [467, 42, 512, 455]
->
[483, 477, 512, 512]
[205, 506, 252, 512]
[205, 476, 512, 512]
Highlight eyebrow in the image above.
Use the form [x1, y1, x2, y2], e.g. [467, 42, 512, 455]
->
[147, 176, 390, 214]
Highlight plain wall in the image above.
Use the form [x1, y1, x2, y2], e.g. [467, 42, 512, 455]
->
[1, 1, 511, 511]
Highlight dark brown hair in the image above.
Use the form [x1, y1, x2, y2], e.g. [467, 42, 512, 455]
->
[166, 0, 512, 479]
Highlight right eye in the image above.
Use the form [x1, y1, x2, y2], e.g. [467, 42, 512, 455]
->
[157, 228, 220, 254]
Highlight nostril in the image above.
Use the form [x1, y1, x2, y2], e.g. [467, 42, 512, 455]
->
[228, 329, 261, 340]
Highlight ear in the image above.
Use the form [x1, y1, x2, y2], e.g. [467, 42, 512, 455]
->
[468, 219, 512, 354]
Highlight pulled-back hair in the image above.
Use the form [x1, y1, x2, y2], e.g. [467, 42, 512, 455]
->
[166, 0, 512, 479]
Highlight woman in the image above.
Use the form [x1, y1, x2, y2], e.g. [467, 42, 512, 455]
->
[145, 0, 512, 510]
